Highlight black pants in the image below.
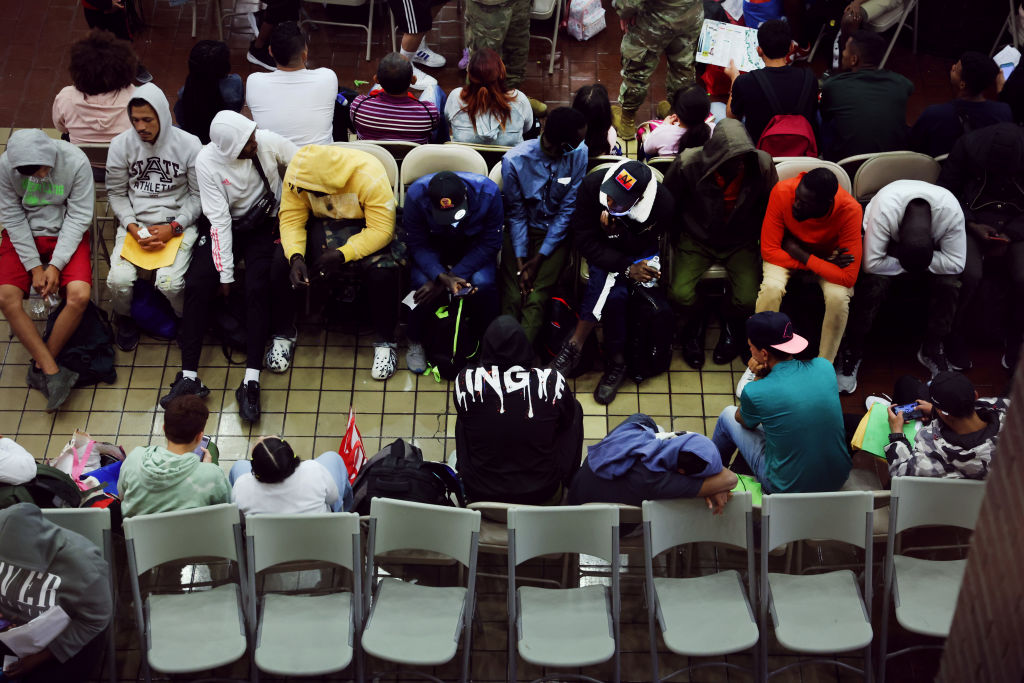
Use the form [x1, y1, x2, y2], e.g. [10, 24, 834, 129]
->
[893, 375, 929, 405]
[950, 232, 1024, 360]
[180, 226, 292, 371]
[264, 0, 301, 23]
[83, 7, 131, 40]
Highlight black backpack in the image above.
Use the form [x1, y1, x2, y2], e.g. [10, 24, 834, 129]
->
[538, 295, 598, 377]
[0, 464, 82, 510]
[423, 298, 480, 381]
[351, 439, 466, 515]
[626, 285, 676, 383]
[44, 301, 117, 387]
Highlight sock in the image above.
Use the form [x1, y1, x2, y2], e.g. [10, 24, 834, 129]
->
[244, 368, 260, 384]
[182, 370, 198, 381]
[400, 48, 416, 60]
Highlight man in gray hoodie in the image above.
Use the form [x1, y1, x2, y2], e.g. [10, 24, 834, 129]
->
[0, 129, 94, 412]
[105, 82, 203, 351]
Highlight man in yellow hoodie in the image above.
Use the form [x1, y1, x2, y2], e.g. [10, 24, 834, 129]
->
[278, 145, 402, 379]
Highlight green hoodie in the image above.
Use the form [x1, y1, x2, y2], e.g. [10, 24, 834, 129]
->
[119, 444, 230, 518]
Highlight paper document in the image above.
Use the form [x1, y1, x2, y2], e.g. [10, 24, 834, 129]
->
[696, 19, 764, 72]
[0, 606, 71, 657]
[720, 0, 742, 19]
[401, 290, 419, 310]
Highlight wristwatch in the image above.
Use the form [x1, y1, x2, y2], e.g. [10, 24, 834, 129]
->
[170, 221, 184, 236]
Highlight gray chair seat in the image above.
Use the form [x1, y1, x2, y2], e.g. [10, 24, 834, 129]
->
[362, 577, 467, 665]
[769, 570, 873, 653]
[893, 556, 966, 638]
[255, 592, 354, 675]
[517, 585, 615, 667]
[655, 570, 759, 657]
[147, 584, 247, 673]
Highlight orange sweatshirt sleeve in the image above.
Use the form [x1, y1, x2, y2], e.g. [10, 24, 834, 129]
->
[760, 182, 805, 270]
[804, 196, 863, 288]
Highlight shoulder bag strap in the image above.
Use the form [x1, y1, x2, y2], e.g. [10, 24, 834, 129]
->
[251, 154, 273, 195]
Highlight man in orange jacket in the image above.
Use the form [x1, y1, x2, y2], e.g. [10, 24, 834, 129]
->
[755, 168, 863, 362]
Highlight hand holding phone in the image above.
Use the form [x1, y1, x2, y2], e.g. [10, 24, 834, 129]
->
[893, 402, 923, 421]
[987, 233, 1010, 243]
[193, 435, 211, 458]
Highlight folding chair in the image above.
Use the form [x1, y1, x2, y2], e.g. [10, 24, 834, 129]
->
[468, 502, 567, 588]
[123, 504, 249, 683]
[398, 143, 488, 205]
[529, 0, 563, 74]
[446, 141, 514, 171]
[774, 157, 853, 194]
[990, 0, 1021, 54]
[871, 0, 920, 69]
[878, 477, 986, 683]
[642, 494, 758, 682]
[587, 153, 627, 174]
[760, 491, 874, 682]
[645, 156, 676, 178]
[488, 160, 504, 190]
[332, 141, 400, 200]
[299, 0, 377, 61]
[76, 143, 114, 304]
[244, 513, 363, 681]
[41, 507, 116, 683]
[361, 498, 481, 683]
[851, 151, 941, 203]
[507, 504, 621, 683]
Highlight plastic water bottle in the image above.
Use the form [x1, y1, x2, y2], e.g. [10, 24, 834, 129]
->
[641, 255, 660, 288]
[26, 292, 60, 317]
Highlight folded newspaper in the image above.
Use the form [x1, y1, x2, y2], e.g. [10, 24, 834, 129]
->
[0, 606, 71, 657]
[697, 19, 765, 73]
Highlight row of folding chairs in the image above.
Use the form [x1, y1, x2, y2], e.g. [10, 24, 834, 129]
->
[42, 476, 983, 683]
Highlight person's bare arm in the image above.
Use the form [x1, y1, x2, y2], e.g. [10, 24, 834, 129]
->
[699, 470, 739, 514]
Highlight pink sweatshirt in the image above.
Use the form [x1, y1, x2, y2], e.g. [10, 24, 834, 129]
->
[52, 85, 136, 144]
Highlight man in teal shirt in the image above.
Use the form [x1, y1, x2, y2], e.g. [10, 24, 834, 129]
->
[711, 311, 850, 493]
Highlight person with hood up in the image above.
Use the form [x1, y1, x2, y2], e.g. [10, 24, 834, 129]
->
[0, 503, 112, 682]
[452, 315, 583, 504]
[105, 82, 203, 352]
[664, 119, 777, 369]
[0, 129, 94, 413]
[161, 112, 298, 423]
[119, 394, 230, 518]
[279, 145, 401, 380]
[567, 414, 738, 513]
[550, 160, 674, 405]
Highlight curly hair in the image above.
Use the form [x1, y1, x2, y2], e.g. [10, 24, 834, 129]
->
[69, 29, 137, 96]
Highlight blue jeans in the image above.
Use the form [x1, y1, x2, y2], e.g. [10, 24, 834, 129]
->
[408, 261, 498, 342]
[580, 265, 629, 356]
[229, 451, 354, 512]
[711, 405, 771, 494]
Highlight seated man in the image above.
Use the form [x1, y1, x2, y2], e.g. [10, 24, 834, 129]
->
[665, 119, 777, 369]
[836, 180, 965, 392]
[712, 312, 851, 493]
[756, 168, 863, 362]
[350, 53, 442, 144]
[883, 371, 1008, 480]
[911, 51, 1013, 158]
[106, 83, 202, 350]
[568, 414, 738, 514]
[501, 107, 588, 343]
[551, 160, 673, 404]
[819, 30, 914, 161]
[162, 112, 298, 422]
[119, 395, 231, 518]
[939, 122, 1024, 371]
[0, 504, 111, 683]
[280, 145, 401, 379]
[245, 21, 338, 146]
[453, 316, 583, 504]
[405, 170, 503, 373]
[0, 129, 94, 412]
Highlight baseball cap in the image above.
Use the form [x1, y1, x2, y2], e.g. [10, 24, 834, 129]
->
[746, 311, 808, 355]
[928, 371, 976, 417]
[427, 171, 469, 224]
[600, 161, 652, 209]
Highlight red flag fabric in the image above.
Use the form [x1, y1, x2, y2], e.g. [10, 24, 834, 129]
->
[339, 407, 366, 484]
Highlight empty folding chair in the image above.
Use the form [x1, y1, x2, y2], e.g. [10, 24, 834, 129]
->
[879, 477, 986, 683]
[361, 498, 481, 683]
[122, 504, 249, 683]
[244, 513, 363, 681]
[507, 504, 621, 683]
[299, 0, 378, 61]
[642, 494, 758, 682]
[760, 491, 874, 682]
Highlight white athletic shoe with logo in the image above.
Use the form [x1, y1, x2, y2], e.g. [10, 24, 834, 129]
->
[411, 44, 446, 68]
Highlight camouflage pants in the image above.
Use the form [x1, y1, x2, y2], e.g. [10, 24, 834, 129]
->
[465, 0, 531, 88]
[618, 0, 703, 112]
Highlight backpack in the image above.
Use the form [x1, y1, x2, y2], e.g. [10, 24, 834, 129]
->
[538, 295, 598, 378]
[626, 285, 675, 383]
[423, 298, 480, 381]
[131, 279, 179, 339]
[24, 464, 82, 509]
[753, 68, 818, 158]
[44, 300, 117, 387]
[350, 439, 466, 515]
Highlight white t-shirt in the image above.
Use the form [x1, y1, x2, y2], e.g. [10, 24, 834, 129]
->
[246, 68, 339, 146]
[231, 460, 339, 515]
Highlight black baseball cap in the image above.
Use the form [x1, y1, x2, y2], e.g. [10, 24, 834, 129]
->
[746, 311, 808, 354]
[600, 161, 651, 209]
[929, 371, 976, 417]
[427, 171, 469, 224]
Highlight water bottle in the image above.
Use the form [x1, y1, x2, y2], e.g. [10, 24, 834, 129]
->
[26, 292, 61, 317]
[641, 255, 660, 288]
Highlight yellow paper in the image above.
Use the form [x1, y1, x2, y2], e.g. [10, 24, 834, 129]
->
[118, 233, 183, 270]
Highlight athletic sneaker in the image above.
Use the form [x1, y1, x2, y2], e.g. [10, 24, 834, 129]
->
[159, 372, 210, 409]
[45, 366, 79, 413]
[411, 44, 446, 68]
[116, 315, 140, 352]
[409, 65, 437, 89]
[264, 334, 297, 373]
[236, 380, 261, 423]
[864, 394, 892, 412]
[835, 350, 861, 395]
[26, 364, 48, 395]
[247, 42, 276, 70]
[549, 340, 581, 377]
[917, 344, 948, 378]
[371, 342, 397, 380]
[136, 64, 154, 84]
[406, 342, 427, 374]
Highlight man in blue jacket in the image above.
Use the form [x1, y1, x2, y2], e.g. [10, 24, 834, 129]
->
[404, 170, 503, 373]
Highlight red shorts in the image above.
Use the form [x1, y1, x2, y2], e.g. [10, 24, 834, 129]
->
[0, 230, 92, 293]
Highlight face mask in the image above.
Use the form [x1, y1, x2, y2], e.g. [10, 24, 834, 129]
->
[560, 138, 585, 155]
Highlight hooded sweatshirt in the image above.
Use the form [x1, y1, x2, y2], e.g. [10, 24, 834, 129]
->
[278, 145, 396, 263]
[664, 118, 777, 250]
[0, 504, 111, 663]
[585, 419, 723, 480]
[0, 129, 94, 272]
[119, 444, 231, 518]
[105, 83, 203, 231]
[453, 315, 583, 503]
[196, 111, 299, 284]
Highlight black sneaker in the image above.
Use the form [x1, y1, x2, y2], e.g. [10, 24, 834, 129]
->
[247, 42, 276, 70]
[236, 380, 261, 423]
[594, 362, 627, 405]
[945, 338, 972, 371]
[159, 372, 210, 409]
[835, 348, 861, 395]
[549, 340, 581, 377]
[135, 64, 153, 84]
[917, 343, 948, 378]
[116, 315, 140, 352]
[27, 364, 48, 395]
[45, 366, 79, 413]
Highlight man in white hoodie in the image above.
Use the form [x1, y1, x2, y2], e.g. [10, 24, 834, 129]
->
[105, 83, 203, 351]
[161, 112, 298, 423]
[0, 129, 94, 412]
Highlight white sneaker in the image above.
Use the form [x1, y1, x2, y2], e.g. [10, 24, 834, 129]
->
[409, 65, 438, 89]
[371, 343, 398, 380]
[264, 334, 297, 373]
[411, 44, 446, 68]
[835, 354, 861, 395]
[406, 342, 427, 374]
[735, 368, 756, 399]
[864, 394, 892, 412]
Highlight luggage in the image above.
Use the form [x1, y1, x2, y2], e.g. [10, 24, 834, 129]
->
[626, 285, 675, 383]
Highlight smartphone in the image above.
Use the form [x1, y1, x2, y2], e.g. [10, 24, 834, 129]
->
[987, 233, 1010, 243]
[893, 403, 923, 421]
[0, 619, 11, 630]
[1001, 63, 1015, 81]
[193, 435, 211, 458]
[453, 284, 473, 297]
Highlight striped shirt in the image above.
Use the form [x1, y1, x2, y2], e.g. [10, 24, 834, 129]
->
[350, 91, 439, 144]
